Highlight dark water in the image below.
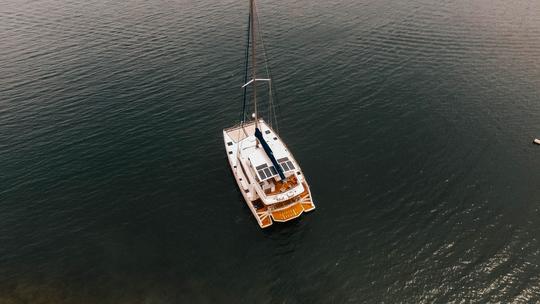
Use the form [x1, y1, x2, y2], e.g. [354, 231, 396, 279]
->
[2, 0, 540, 302]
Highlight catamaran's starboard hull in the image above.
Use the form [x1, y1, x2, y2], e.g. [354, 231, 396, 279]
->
[223, 120, 315, 228]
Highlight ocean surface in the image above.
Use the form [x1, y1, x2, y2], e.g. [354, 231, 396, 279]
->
[2, 0, 540, 302]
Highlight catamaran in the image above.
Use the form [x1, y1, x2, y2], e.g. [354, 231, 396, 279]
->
[223, 0, 316, 228]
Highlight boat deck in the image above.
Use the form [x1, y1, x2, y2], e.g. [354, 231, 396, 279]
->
[271, 203, 304, 222]
[224, 122, 256, 143]
[223, 119, 316, 228]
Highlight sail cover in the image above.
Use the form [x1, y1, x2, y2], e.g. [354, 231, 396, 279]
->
[254, 127, 286, 180]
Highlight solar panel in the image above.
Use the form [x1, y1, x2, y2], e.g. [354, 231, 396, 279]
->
[286, 161, 295, 170]
[275, 159, 296, 173]
[255, 161, 295, 181]
[256, 164, 268, 170]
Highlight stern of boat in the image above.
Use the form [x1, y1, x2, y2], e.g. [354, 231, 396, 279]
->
[255, 186, 316, 226]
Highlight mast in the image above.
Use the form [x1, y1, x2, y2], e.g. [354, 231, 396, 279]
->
[250, 0, 258, 129]
[240, 7, 251, 124]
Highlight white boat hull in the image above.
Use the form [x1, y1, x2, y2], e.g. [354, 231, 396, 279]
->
[223, 120, 315, 228]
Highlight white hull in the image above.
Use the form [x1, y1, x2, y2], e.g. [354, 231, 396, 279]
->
[223, 119, 315, 228]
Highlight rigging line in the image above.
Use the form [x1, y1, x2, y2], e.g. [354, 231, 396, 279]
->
[268, 82, 273, 128]
[240, 8, 251, 124]
[255, 7, 280, 133]
[267, 64, 281, 133]
[269, 85, 279, 132]
[268, 75, 280, 132]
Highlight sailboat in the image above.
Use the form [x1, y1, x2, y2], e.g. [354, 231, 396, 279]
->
[223, 0, 316, 228]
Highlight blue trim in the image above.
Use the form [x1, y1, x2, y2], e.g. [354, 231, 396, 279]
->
[255, 128, 285, 180]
